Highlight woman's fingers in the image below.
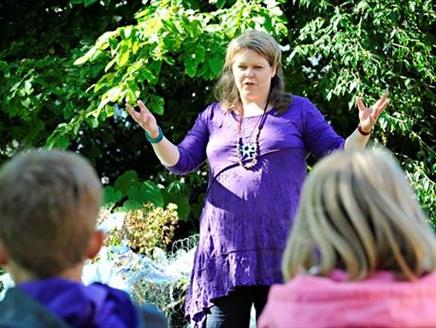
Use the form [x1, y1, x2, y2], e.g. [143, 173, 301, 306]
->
[356, 97, 367, 112]
[126, 100, 150, 116]
[126, 104, 140, 122]
[373, 94, 388, 110]
[137, 100, 150, 114]
[373, 94, 389, 118]
[357, 94, 389, 116]
[378, 95, 389, 110]
[126, 100, 160, 132]
[126, 100, 153, 124]
[373, 100, 389, 120]
[126, 103, 150, 130]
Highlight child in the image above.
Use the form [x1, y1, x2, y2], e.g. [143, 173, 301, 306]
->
[259, 148, 436, 328]
[0, 149, 167, 327]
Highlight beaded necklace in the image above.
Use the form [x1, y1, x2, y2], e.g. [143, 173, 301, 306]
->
[236, 100, 269, 170]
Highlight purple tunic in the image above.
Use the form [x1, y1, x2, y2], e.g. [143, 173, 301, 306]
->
[166, 96, 345, 325]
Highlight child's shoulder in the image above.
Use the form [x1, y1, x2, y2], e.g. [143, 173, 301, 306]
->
[0, 287, 69, 327]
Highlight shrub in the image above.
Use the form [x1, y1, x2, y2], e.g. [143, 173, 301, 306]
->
[107, 203, 179, 256]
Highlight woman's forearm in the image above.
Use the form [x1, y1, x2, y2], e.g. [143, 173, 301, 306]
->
[150, 137, 180, 167]
[126, 101, 180, 167]
[344, 128, 371, 150]
[146, 127, 180, 166]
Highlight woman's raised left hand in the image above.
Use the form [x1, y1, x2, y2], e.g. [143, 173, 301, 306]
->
[356, 93, 389, 133]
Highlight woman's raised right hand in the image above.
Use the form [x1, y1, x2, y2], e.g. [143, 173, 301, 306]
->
[126, 100, 160, 137]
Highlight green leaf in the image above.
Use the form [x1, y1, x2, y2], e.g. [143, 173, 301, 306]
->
[216, 0, 227, 9]
[117, 48, 130, 67]
[74, 47, 97, 65]
[196, 45, 206, 61]
[104, 105, 115, 117]
[138, 67, 156, 84]
[103, 186, 123, 205]
[119, 200, 142, 211]
[24, 79, 33, 95]
[0, 60, 10, 75]
[86, 116, 99, 128]
[208, 56, 222, 76]
[127, 181, 164, 207]
[164, 181, 190, 220]
[166, 194, 189, 220]
[185, 57, 198, 77]
[99, 86, 122, 109]
[105, 57, 117, 72]
[121, 26, 133, 39]
[114, 170, 139, 196]
[84, 0, 98, 7]
[349, 80, 358, 92]
[53, 135, 69, 149]
[148, 95, 164, 115]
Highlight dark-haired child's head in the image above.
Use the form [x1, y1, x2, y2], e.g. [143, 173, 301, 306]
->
[0, 149, 103, 282]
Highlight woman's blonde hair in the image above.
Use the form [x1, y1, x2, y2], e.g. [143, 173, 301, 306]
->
[282, 148, 436, 282]
[214, 30, 290, 112]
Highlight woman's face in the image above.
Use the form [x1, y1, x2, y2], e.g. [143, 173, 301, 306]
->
[231, 48, 276, 105]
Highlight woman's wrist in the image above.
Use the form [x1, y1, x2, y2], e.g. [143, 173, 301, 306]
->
[357, 124, 372, 136]
[146, 127, 160, 139]
[145, 126, 164, 144]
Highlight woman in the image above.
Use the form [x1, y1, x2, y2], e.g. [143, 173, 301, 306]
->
[259, 149, 436, 328]
[127, 30, 388, 327]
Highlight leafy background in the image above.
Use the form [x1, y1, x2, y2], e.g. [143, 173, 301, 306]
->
[0, 0, 434, 241]
[0, 0, 435, 325]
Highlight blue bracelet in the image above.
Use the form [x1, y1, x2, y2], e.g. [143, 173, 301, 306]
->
[145, 126, 164, 144]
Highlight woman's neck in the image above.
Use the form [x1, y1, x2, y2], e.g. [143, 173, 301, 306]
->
[240, 101, 270, 117]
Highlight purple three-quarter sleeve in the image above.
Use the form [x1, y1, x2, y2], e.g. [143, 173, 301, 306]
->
[165, 107, 210, 175]
[302, 100, 345, 158]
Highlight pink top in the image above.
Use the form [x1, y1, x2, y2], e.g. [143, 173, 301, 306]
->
[259, 270, 436, 328]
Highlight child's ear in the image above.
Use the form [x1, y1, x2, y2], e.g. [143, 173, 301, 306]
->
[0, 241, 8, 266]
[85, 230, 105, 260]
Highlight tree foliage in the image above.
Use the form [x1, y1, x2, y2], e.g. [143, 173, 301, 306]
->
[284, 0, 435, 221]
[0, 0, 143, 159]
[1, 0, 435, 224]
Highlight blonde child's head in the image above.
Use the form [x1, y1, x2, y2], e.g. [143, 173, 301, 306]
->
[282, 148, 436, 281]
